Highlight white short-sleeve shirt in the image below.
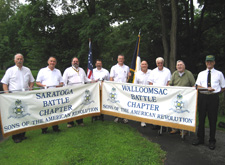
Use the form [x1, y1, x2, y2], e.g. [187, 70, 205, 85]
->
[196, 68, 225, 93]
[36, 66, 63, 87]
[110, 64, 129, 83]
[134, 69, 151, 85]
[63, 66, 90, 85]
[148, 67, 171, 86]
[93, 68, 110, 81]
[1, 65, 35, 91]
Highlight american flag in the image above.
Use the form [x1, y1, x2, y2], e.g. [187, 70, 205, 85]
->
[87, 39, 93, 79]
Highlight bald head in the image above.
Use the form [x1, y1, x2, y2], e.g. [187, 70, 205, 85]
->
[141, 61, 148, 73]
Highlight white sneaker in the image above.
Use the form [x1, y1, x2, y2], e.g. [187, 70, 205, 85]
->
[114, 117, 119, 123]
[141, 122, 146, 127]
[123, 118, 128, 124]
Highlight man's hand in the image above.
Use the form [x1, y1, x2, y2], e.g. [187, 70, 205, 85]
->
[208, 87, 215, 92]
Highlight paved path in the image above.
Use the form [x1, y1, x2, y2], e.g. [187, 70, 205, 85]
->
[104, 115, 225, 165]
[1, 116, 225, 164]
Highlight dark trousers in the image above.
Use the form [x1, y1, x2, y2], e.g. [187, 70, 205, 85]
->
[12, 132, 25, 140]
[42, 125, 59, 132]
[197, 93, 219, 143]
[68, 119, 83, 125]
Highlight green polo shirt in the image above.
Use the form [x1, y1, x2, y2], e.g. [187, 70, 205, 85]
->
[169, 69, 195, 87]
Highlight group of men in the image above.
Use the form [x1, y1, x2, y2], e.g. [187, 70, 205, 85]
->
[1, 53, 225, 151]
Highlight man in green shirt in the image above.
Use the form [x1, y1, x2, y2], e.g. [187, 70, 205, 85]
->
[169, 60, 195, 135]
[170, 60, 195, 87]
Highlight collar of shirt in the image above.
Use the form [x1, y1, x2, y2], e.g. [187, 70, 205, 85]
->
[46, 66, 56, 71]
[140, 70, 149, 75]
[157, 67, 164, 72]
[178, 71, 185, 77]
[72, 66, 80, 71]
[116, 63, 125, 68]
[95, 68, 103, 72]
[15, 65, 23, 70]
[206, 68, 215, 72]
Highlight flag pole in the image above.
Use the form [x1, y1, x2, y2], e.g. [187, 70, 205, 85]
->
[130, 30, 141, 83]
[87, 38, 93, 80]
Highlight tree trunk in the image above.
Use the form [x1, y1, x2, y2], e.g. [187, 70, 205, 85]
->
[158, 0, 169, 67]
[196, 0, 208, 57]
[169, 0, 177, 73]
[83, 0, 96, 17]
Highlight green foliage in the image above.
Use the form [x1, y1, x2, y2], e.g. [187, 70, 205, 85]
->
[0, 0, 224, 74]
[0, 118, 166, 164]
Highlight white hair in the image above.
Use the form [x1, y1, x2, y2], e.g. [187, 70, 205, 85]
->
[156, 57, 164, 63]
[176, 60, 185, 66]
[14, 53, 23, 60]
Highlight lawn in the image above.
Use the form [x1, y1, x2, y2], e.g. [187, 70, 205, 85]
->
[0, 69, 225, 164]
[0, 118, 166, 165]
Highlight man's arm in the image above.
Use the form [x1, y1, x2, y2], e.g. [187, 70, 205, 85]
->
[166, 81, 170, 86]
[149, 82, 153, 85]
[196, 84, 215, 91]
[29, 82, 34, 90]
[36, 82, 45, 87]
[56, 82, 64, 87]
[2, 84, 9, 93]
[110, 77, 114, 81]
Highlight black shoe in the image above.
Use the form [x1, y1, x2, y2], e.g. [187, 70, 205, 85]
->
[42, 130, 48, 134]
[209, 142, 216, 150]
[21, 136, 27, 140]
[192, 139, 204, 145]
[162, 127, 167, 132]
[152, 125, 160, 130]
[14, 139, 22, 143]
[53, 129, 61, 132]
[218, 122, 225, 128]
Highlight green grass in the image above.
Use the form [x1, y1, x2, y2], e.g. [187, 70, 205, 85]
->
[0, 117, 166, 165]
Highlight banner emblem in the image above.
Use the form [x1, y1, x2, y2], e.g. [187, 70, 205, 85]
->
[108, 87, 119, 103]
[9, 99, 30, 119]
[81, 89, 94, 105]
[170, 94, 189, 113]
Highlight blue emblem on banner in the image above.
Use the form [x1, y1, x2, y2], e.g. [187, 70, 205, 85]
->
[81, 89, 94, 105]
[107, 87, 120, 103]
[8, 99, 30, 119]
[169, 94, 189, 113]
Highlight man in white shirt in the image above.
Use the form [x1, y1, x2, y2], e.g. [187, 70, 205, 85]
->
[92, 59, 109, 121]
[93, 59, 110, 81]
[148, 57, 171, 130]
[148, 57, 171, 86]
[36, 57, 64, 134]
[134, 61, 151, 127]
[63, 57, 90, 127]
[192, 55, 225, 150]
[1, 53, 34, 143]
[110, 54, 130, 123]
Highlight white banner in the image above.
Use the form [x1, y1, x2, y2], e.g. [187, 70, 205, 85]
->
[0, 82, 100, 136]
[102, 81, 197, 132]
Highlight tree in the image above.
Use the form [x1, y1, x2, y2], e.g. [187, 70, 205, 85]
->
[169, 0, 178, 73]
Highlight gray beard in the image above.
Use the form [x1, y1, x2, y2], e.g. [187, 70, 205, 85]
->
[72, 64, 79, 68]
